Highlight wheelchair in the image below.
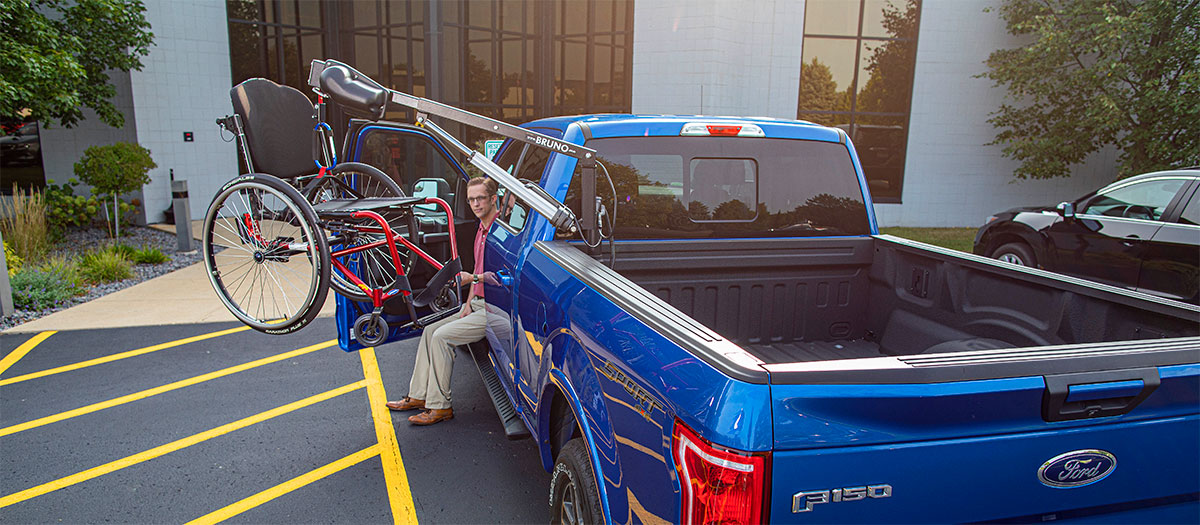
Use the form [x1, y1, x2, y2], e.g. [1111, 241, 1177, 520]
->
[204, 76, 462, 345]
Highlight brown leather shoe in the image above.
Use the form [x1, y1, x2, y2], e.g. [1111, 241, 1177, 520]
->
[408, 408, 453, 426]
[385, 397, 425, 412]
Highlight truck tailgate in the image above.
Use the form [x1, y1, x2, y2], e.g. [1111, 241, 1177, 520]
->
[768, 363, 1200, 522]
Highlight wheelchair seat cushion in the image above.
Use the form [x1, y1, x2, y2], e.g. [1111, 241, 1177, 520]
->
[230, 78, 318, 179]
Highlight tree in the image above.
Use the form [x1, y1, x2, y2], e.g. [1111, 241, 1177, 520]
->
[982, 0, 1200, 180]
[797, 58, 845, 126]
[74, 142, 156, 237]
[0, 0, 154, 129]
[856, 0, 919, 121]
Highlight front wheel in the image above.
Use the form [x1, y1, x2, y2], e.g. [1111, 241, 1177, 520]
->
[991, 241, 1037, 267]
[202, 173, 330, 334]
[549, 438, 603, 525]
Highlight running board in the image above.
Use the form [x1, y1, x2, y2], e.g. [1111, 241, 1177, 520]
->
[465, 342, 531, 440]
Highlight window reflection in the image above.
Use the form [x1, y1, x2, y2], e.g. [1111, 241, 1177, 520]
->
[1, 119, 45, 193]
[566, 137, 871, 239]
[797, 0, 920, 203]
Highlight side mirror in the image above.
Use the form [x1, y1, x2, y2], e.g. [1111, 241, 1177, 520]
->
[1056, 201, 1075, 219]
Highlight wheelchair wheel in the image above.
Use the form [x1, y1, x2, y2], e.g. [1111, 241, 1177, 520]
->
[305, 162, 417, 303]
[353, 314, 389, 347]
[203, 173, 330, 334]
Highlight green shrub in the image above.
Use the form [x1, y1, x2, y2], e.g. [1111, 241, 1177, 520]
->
[11, 269, 81, 310]
[132, 245, 168, 264]
[79, 249, 133, 283]
[44, 178, 101, 233]
[107, 243, 137, 260]
[37, 255, 86, 289]
[4, 241, 22, 277]
[73, 142, 156, 238]
[0, 184, 51, 262]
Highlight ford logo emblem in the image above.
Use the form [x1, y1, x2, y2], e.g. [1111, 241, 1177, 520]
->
[1038, 449, 1117, 488]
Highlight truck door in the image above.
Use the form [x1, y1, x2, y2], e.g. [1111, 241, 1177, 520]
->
[335, 120, 473, 350]
[483, 141, 553, 401]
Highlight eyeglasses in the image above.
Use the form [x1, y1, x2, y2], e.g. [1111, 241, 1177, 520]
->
[467, 196, 491, 204]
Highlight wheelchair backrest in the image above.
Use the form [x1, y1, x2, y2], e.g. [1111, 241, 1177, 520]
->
[230, 78, 317, 179]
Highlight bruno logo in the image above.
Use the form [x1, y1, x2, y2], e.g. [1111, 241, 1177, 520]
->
[1037, 449, 1117, 488]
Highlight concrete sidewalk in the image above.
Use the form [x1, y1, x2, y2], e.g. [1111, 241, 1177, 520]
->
[4, 221, 335, 333]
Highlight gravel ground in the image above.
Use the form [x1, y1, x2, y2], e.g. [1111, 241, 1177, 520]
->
[1, 226, 203, 331]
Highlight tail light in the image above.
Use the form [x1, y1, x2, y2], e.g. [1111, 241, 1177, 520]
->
[673, 419, 770, 524]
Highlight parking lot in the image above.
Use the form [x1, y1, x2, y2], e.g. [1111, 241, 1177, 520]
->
[1, 318, 549, 523]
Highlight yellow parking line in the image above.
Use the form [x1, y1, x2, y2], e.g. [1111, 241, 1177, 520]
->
[0, 331, 56, 376]
[359, 347, 419, 525]
[0, 326, 251, 387]
[0, 380, 365, 509]
[0, 339, 337, 438]
[186, 445, 382, 525]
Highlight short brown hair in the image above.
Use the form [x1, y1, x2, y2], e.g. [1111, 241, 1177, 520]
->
[467, 176, 498, 196]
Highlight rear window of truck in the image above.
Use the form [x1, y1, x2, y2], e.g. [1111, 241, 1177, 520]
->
[565, 136, 870, 238]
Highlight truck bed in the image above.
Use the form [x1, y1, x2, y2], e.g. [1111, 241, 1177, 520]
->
[593, 235, 1199, 365]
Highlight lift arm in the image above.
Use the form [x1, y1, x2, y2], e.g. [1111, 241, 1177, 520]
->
[308, 59, 599, 241]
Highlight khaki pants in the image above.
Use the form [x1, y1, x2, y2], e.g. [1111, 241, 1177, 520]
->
[408, 297, 486, 409]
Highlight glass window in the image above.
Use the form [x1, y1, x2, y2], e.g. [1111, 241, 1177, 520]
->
[1, 119, 45, 193]
[495, 142, 552, 230]
[797, 0, 920, 203]
[1081, 179, 1187, 220]
[1179, 191, 1200, 226]
[566, 137, 870, 239]
[357, 129, 463, 209]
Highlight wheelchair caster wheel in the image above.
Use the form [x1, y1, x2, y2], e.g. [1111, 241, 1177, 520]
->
[354, 314, 389, 346]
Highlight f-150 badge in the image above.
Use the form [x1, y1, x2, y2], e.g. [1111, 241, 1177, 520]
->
[792, 485, 892, 513]
[1038, 449, 1117, 488]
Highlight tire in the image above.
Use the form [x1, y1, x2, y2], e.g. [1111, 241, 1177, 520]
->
[305, 162, 416, 302]
[549, 438, 604, 525]
[203, 173, 330, 334]
[992, 241, 1037, 267]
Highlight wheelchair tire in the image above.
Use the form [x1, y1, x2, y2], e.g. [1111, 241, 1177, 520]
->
[202, 173, 331, 334]
[353, 314, 389, 347]
[306, 162, 417, 303]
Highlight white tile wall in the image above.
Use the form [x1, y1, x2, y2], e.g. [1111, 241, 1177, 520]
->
[632, 0, 803, 119]
[876, 0, 1118, 227]
[130, 0, 236, 222]
[37, 73, 138, 192]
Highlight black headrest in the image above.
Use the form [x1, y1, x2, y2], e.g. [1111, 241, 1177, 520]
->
[230, 78, 317, 179]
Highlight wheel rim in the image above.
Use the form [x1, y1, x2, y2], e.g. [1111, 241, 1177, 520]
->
[309, 168, 411, 301]
[205, 182, 322, 329]
[558, 476, 580, 525]
[998, 253, 1025, 265]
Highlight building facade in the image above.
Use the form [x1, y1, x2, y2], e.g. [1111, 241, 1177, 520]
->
[2, 0, 1120, 227]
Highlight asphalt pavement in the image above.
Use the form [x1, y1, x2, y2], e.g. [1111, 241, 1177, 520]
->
[1, 318, 550, 523]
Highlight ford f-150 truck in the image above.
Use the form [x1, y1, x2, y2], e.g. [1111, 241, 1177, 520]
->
[311, 60, 1200, 524]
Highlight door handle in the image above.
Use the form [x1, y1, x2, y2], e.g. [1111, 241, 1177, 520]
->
[496, 269, 513, 287]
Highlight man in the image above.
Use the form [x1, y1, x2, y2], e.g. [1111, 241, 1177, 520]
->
[385, 176, 498, 425]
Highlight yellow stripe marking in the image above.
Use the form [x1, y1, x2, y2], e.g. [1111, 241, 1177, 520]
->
[186, 445, 382, 525]
[0, 340, 337, 438]
[0, 326, 251, 386]
[0, 380, 365, 509]
[0, 331, 55, 376]
[359, 347, 419, 524]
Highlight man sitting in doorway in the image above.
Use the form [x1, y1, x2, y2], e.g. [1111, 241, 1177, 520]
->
[385, 176, 498, 426]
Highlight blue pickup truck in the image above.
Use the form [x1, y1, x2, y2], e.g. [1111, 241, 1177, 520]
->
[312, 62, 1199, 522]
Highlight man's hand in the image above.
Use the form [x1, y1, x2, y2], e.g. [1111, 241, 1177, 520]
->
[459, 302, 473, 318]
[458, 271, 473, 286]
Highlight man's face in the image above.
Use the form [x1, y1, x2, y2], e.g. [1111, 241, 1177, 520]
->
[467, 183, 496, 219]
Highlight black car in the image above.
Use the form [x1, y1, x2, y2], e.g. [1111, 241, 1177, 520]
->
[974, 169, 1200, 303]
